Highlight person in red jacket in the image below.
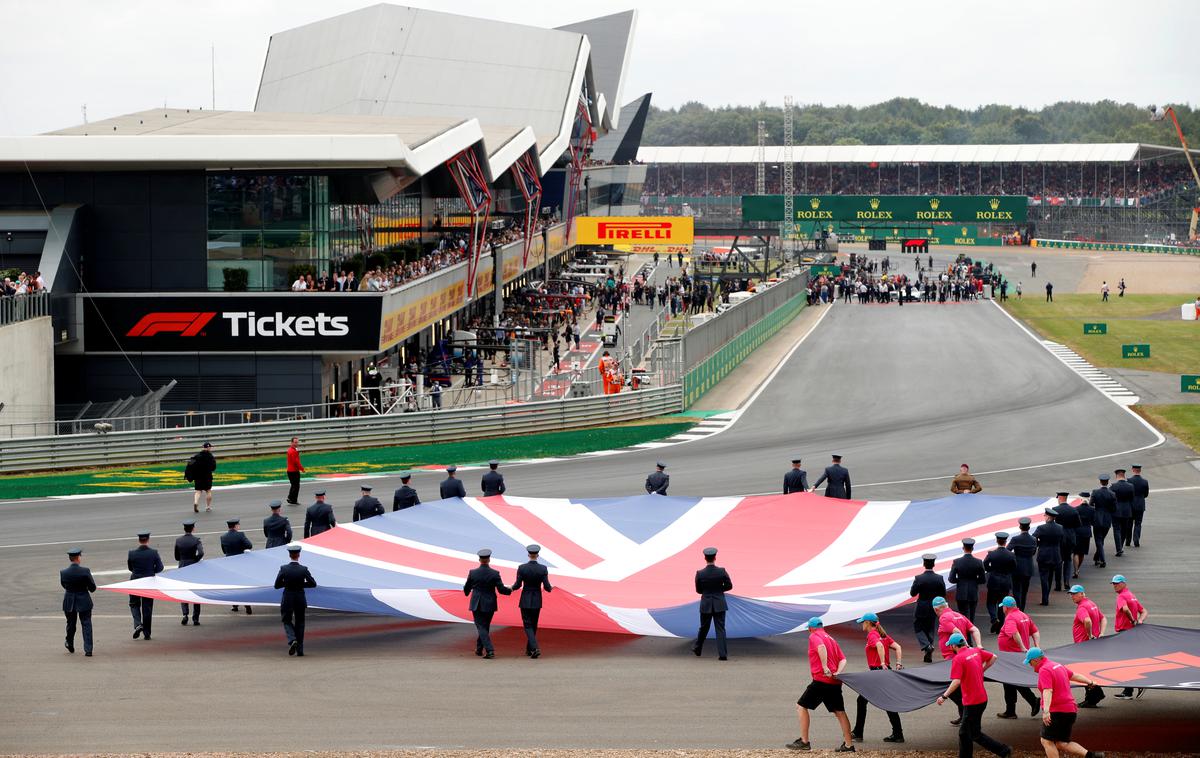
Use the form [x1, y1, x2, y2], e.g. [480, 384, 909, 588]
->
[285, 437, 304, 505]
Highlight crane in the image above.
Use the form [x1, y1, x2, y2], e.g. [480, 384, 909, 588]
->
[1149, 105, 1200, 240]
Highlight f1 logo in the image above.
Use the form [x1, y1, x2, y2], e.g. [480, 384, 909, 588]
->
[126, 312, 216, 337]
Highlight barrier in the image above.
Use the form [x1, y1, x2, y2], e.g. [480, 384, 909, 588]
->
[1032, 238, 1200, 255]
[0, 385, 683, 474]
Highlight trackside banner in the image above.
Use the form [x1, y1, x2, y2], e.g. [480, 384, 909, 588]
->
[83, 294, 383, 352]
[743, 195, 1028, 223]
[576, 216, 694, 246]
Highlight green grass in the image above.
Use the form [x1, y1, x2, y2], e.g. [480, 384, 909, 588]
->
[0, 419, 695, 500]
[1134, 405, 1200, 455]
[1003, 294, 1200, 375]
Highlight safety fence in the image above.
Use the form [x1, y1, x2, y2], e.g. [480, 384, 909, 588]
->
[1032, 238, 1200, 255]
[0, 385, 684, 474]
[0, 291, 50, 326]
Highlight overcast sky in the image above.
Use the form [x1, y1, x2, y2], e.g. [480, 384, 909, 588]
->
[0, 0, 1192, 136]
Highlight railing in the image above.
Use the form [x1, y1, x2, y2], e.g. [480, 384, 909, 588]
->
[0, 385, 684, 474]
[0, 291, 50, 326]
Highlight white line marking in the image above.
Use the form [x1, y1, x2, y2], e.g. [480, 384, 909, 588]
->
[0, 530, 228, 550]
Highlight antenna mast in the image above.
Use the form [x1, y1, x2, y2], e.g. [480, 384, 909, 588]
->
[782, 96, 795, 256]
[755, 120, 766, 196]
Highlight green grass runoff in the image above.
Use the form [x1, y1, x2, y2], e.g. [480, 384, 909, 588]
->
[0, 419, 696, 500]
[1135, 405, 1200, 455]
[1003, 294, 1200, 375]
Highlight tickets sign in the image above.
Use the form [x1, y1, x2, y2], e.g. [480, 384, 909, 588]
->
[576, 216, 694, 246]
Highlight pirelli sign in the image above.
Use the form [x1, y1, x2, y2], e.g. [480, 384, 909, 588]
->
[576, 216, 694, 246]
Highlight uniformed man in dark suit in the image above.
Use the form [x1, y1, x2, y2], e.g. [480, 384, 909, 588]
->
[392, 472, 420, 511]
[1052, 491, 1080, 586]
[1033, 508, 1064, 606]
[304, 490, 336, 538]
[692, 546, 733, 660]
[274, 543, 317, 656]
[175, 520, 205, 625]
[1129, 464, 1149, 547]
[1090, 474, 1115, 567]
[127, 530, 163, 640]
[1072, 491, 1095, 577]
[481, 460, 506, 497]
[263, 501, 293, 549]
[1009, 517, 1037, 610]
[645, 461, 669, 495]
[812, 454, 851, 499]
[949, 538, 985, 623]
[982, 532, 1016, 633]
[909, 553, 946, 662]
[511, 544, 552, 658]
[463, 548, 511, 658]
[783, 458, 808, 494]
[352, 485, 384, 522]
[61, 547, 96, 655]
[440, 465, 467, 500]
[1110, 469, 1135, 556]
[221, 518, 254, 614]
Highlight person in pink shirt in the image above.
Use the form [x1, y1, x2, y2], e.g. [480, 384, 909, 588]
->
[995, 596, 1041, 719]
[934, 596, 981, 724]
[1111, 575, 1147, 700]
[850, 612, 904, 744]
[787, 617, 855, 753]
[1067, 585, 1108, 708]
[1024, 647, 1106, 758]
[937, 633, 1011, 757]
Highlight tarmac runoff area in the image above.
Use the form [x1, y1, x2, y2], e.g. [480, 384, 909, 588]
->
[2, 247, 1200, 754]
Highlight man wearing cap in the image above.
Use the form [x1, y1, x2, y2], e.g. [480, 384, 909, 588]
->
[983, 532, 1016, 634]
[1109, 470, 1134, 558]
[1010, 517, 1037, 611]
[187, 441, 217, 513]
[811, 454, 851, 499]
[645, 461, 669, 495]
[851, 612, 904, 744]
[61, 547, 96, 656]
[935, 596, 980, 660]
[440, 465, 467, 500]
[127, 531, 164, 640]
[392, 472, 421, 511]
[481, 461, 506, 497]
[936, 633, 1009, 758]
[1052, 492, 1081, 584]
[463, 548, 511, 658]
[1071, 493, 1096, 579]
[1089, 475, 1116, 568]
[1024, 648, 1106, 758]
[511, 544, 553, 658]
[996, 596, 1042, 719]
[1111, 575, 1148, 700]
[274, 544, 316, 656]
[263, 501, 293, 549]
[1127, 464, 1149, 548]
[692, 547, 733, 661]
[909, 554, 947, 663]
[220, 519, 254, 614]
[175, 520, 205, 625]
[783, 458, 808, 495]
[304, 490, 336, 538]
[285, 437, 304, 506]
[787, 617, 855, 753]
[1068, 586, 1107, 709]
[1034, 508, 1065, 606]
[950, 538, 986, 624]
[951, 464, 983, 494]
[352, 485, 384, 522]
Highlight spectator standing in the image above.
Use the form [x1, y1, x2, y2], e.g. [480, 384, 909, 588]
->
[1045, 281, 1054, 302]
[285, 437, 304, 505]
[186, 442, 217, 513]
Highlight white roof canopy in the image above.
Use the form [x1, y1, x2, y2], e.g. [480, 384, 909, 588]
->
[638, 143, 1199, 164]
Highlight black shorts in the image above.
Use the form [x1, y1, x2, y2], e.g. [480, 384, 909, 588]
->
[798, 681, 845, 713]
[1040, 711, 1076, 742]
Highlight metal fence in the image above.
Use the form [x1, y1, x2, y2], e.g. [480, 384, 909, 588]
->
[681, 268, 809, 370]
[0, 291, 50, 326]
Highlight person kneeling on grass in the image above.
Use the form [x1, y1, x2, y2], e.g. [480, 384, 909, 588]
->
[787, 616, 855, 752]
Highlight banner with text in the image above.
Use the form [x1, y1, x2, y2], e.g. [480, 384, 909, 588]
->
[576, 216, 694, 246]
[743, 195, 1028, 224]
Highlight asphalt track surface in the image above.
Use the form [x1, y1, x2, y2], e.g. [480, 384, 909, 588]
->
[4, 294, 1200, 753]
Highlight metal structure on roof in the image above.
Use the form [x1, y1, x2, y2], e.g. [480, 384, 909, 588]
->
[637, 143, 1200, 165]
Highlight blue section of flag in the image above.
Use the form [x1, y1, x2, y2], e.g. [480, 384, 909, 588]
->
[576, 495, 705, 542]
[870, 496, 1046, 552]
[358, 497, 532, 564]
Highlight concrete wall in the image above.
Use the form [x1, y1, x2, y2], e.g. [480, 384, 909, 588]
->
[0, 316, 55, 438]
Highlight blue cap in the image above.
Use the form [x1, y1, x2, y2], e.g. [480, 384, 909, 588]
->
[856, 612, 879, 623]
[399, 471, 412, 479]
[932, 596, 948, 608]
[1023, 647, 1045, 665]
[67, 547, 82, 557]
[1068, 585, 1086, 594]
[1000, 596, 1017, 608]
[947, 632, 966, 646]
[806, 616, 824, 629]
[1111, 574, 1126, 584]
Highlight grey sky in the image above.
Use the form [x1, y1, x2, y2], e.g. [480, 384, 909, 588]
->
[0, 0, 1192, 137]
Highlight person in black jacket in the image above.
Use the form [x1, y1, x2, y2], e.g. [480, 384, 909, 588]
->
[481, 461, 506, 497]
[174, 520, 205, 625]
[61, 547, 96, 655]
[783, 458, 808, 494]
[262, 501, 293, 549]
[645, 461, 669, 495]
[393, 472, 420, 511]
[188, 441, 217, 513]
[1090, 474, 1116, 567]
[220, 518, 254, 614]
[909, 553, 946, 662]
[274, 544, 316, 656]
[1110, 469, 1135, 556]
[1009, 517, 1037, 610]
[464, 549, 511, 658]
[1071, 493, 1095, 577]
[440, 465, 467, 500]
[352, 485, 384, 522]
[127, 531, 163, 640]
[304, 490, 336, 538]
[511, 544, 552, 658]
[1052, 491, 1081, 585]
[1033, 509, 1065, 606]
[692, 546, 733, 660]
[982, 532, 1016, 634]
[812, 454, 851, 499]
[1128, 464, 1149, 547]
[949, 538, 985, 624]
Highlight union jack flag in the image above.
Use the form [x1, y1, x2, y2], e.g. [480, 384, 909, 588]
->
[104, 493, 1053, 637]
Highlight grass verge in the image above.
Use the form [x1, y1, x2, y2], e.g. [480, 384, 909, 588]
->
[1133, 405, 1200, 454]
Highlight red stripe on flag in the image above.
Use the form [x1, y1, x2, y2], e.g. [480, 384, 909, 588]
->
[306, 527, 480, 578]
[428, 588, 630, 635]
[481, 496, 606, 569]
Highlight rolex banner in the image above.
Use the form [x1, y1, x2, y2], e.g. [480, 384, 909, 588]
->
[743, 195, 1028, 224]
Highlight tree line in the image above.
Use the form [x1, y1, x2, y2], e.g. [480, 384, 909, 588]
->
[642, 98, 1199, 147]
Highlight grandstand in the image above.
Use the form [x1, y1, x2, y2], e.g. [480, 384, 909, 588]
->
[638, 143, 1200, 244]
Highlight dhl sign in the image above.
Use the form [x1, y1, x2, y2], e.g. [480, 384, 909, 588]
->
[576, 216, 694, 246]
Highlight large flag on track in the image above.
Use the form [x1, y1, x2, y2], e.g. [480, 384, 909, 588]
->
[104, 492, 1054, 638]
